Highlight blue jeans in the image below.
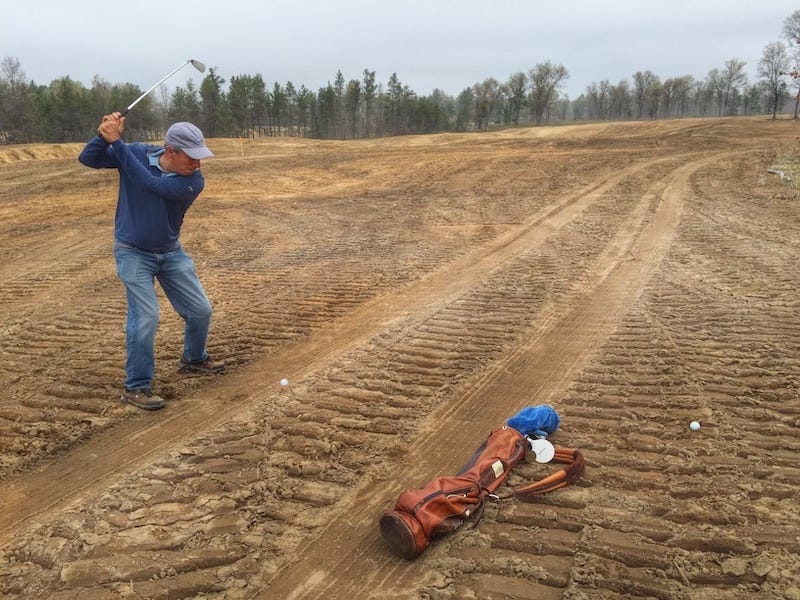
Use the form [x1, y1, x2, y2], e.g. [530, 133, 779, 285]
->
[113, 240, 213, 390]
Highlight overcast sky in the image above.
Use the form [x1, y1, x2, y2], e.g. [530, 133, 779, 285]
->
[2, 1, 797, 100]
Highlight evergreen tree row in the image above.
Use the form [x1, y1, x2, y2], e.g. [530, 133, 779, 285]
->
[2, 10, 799, 144]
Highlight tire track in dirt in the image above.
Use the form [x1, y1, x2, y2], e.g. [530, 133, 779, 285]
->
[0, 194, 499, 474]
[377, 152, 800, 600]
[0, 155, 668, 542]
[256, 153, 724, 600]
[0, 144, 686, 475]
[0, 149, 545, 476]
[4, 122, 797, 599]
[0, 151, 697, 598]
[518, 154, 800, 599]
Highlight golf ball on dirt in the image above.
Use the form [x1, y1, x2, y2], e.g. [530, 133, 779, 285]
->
[280, 378, 289, 386]
[689, 421, 701, 431]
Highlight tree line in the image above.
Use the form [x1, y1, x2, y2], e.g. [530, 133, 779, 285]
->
[2, 11, 799, 144]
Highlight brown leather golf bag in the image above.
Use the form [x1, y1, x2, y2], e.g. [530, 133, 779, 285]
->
[380, 424, 583, 559]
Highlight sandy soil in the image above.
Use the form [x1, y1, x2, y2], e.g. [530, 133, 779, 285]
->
[0, 117, 799, 600]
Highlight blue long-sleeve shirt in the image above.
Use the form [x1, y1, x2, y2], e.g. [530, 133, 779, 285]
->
[78, 136, 204, 252]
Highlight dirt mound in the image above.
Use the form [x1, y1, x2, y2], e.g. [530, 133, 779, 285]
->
[0, 143, 86, 163]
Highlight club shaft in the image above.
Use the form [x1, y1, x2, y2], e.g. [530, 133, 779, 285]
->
[121, 60, 192, 115]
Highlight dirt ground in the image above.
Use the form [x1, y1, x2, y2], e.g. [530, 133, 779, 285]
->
[0, 117, 799, 600]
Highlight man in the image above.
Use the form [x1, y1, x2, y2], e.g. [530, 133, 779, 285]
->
[79, 115, 223, 411]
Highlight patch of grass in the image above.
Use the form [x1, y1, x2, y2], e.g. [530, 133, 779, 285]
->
[769, 147, 800, 194]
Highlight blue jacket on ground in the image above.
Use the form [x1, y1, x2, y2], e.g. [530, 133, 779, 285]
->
[78, 136, 204, 252]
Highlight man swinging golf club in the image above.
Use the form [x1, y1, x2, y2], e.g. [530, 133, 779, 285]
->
[79, 114, 224, 410]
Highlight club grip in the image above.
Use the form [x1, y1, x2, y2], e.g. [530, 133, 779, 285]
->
[119, 108, 129, 117]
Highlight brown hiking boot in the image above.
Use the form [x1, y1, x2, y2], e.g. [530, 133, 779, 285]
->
[178, 354, 225, 374]
[120, 388, 166, 411]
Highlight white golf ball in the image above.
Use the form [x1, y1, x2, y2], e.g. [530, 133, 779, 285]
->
[280, 378, 289, 386]
[689, 421, 701, 431]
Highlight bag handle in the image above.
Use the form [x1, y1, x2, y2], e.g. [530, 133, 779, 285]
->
[499, 447, 584, 499]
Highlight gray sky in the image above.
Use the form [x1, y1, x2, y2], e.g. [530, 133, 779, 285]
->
[2, 1, 797, 99]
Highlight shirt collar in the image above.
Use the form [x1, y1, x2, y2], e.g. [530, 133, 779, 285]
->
[148, 148, 177, 176]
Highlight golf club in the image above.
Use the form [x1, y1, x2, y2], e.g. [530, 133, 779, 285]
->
[119, 59, 206, 116]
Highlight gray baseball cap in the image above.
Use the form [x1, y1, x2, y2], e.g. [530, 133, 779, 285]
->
[164, 122, 214, 159]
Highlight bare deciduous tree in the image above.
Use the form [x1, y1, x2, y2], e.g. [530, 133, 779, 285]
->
[0, 56, 32, 142]
[719, 59, 748, 115]
[633, 71, 660, 119]
[504, 72, 527, 125]
[473, 78, 500, 130]
[586, 80, 611, 120]
[608, 80, 632, 120]
[528, 61, 569, 125]
[758, 41, 790, 118]
[781, 10, 800, 117]
[782, 9, 800, 42]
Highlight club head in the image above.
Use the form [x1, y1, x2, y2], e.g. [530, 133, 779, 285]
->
[190, 59, 206, 74]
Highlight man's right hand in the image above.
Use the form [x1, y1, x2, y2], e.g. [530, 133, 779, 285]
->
[97, 112, 126, 142]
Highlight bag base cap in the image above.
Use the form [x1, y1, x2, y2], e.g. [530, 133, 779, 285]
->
[380, 511, 426, 559]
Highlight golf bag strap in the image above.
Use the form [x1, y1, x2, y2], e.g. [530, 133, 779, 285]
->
[500, 447, 584, 500]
